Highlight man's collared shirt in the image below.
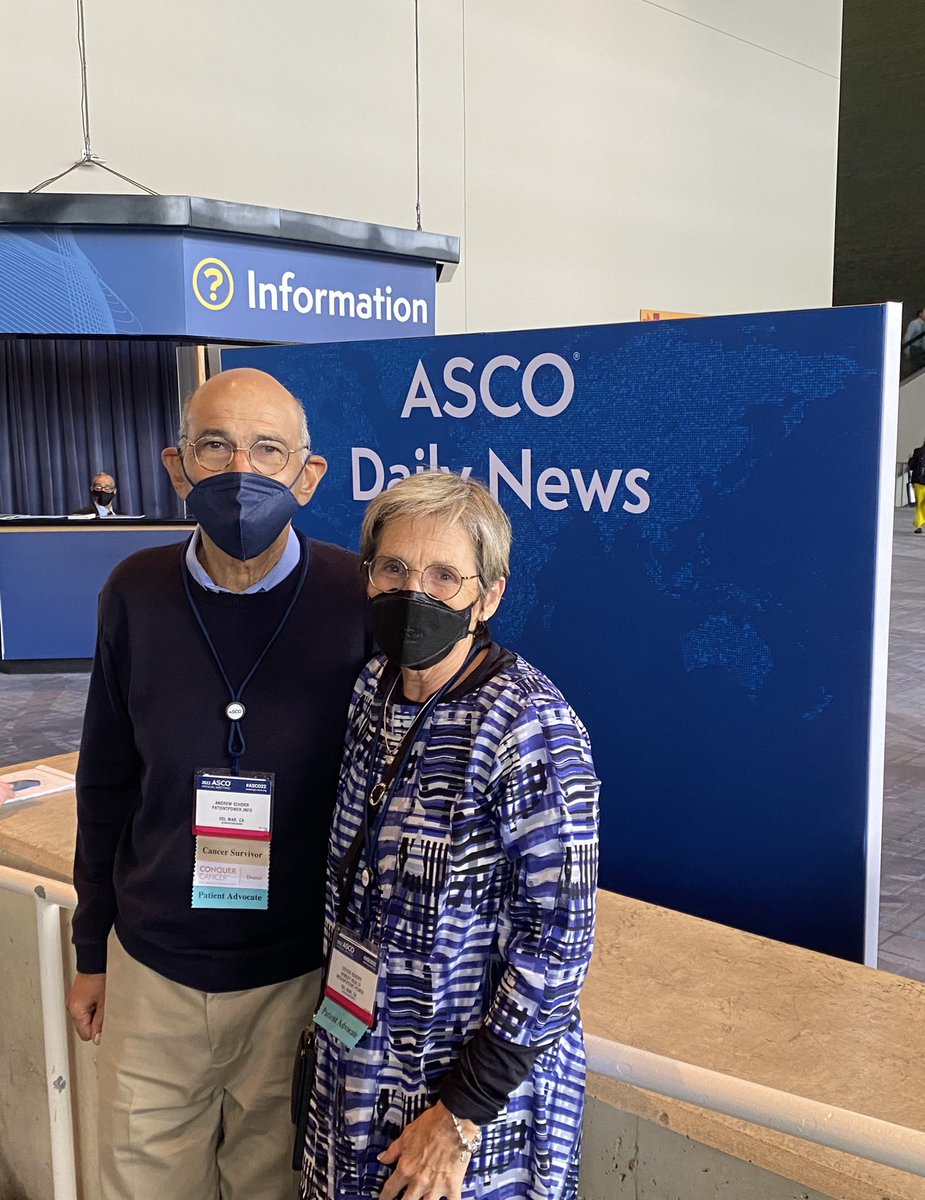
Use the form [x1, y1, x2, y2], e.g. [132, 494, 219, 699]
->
[94, 503, 115, 517]
[185, 526, 300, 594]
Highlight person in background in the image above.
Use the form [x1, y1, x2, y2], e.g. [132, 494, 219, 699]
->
[909, 439, 925, 533]
[903, 307, 925, 361]
[66, 367, 371, 1200]
[71, 472, 119, 517]
[301, 471, 600, 1200]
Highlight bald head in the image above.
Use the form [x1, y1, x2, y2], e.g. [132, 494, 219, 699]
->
[179, 368, 310, 451]
[162, 365, 326, 511]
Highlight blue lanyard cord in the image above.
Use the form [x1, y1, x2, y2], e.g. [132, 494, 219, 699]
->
[180, 536, 310, 773]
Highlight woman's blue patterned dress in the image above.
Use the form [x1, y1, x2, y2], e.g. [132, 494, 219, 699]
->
[301, 649, 600, 1200]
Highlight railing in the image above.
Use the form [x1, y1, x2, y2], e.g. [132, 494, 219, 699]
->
[0, 865, 78, 1200]
[585, 1035, 925, 1177]
[3, 861, 925, 1197]
[901, 328, 925, 380]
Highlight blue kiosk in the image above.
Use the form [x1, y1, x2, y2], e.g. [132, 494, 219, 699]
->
[0, 192, 458, 665]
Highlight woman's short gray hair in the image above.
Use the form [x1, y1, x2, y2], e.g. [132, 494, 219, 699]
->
[360, 472, 511, 591]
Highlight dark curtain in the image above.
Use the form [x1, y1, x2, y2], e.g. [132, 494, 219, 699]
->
[0, 338, 184, 517]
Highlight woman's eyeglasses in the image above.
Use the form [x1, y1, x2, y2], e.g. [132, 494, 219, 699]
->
[366, 555, 479, 602]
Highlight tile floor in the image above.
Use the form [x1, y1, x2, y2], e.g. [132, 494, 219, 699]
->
[874, 506, 925, 979]
[2, 507, 925, 978]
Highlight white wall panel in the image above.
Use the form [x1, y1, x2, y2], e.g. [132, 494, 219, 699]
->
[0, 0, 842, 335]
[642, 0, 843, 76]
[462, 0, 840, 330]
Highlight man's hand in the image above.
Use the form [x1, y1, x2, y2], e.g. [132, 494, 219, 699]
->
[66, 972, 106, 1044]
[0, 782, 13, 802]
[378, 1100, 475, 1200]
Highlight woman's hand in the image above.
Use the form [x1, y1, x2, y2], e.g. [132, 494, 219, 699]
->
[378, 1099, 476, 1200]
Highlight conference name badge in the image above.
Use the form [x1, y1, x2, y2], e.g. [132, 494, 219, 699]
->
[193, 769, 273, 840]
[314, 927, 379, 1049]
[191, 770, 274, 910]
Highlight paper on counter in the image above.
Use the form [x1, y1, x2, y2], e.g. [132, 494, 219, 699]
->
[0, 764, 76, 806]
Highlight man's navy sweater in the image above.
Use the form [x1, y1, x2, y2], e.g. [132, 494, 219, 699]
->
[72, 533, 371, 992]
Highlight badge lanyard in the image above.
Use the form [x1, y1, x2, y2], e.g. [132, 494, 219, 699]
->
[334, 632, 489, 931]
[181, 539, 310, 773]
[314, 634, 487, 1047]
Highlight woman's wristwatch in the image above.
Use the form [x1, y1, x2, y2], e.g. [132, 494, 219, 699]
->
[448, 1110, 483, 1162]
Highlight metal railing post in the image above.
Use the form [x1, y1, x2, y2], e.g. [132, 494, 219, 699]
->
[34, 890, 78, 1200]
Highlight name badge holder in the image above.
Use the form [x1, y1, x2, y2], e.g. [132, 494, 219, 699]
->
[181, 543, 309, 911]
[315, 636, 487, 1049]
[191, 769, 274, 909]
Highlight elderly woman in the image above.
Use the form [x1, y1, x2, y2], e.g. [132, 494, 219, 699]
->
[300, 472, 599, 1200]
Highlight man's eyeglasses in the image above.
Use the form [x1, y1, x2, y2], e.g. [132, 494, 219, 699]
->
[180, 435, 308, 477]
[366, 555, 479, 602]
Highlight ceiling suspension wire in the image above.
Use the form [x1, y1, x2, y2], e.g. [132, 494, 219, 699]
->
[29, 0, 159, 194]
[77, 0, 92, 160]
[414, 0, 423, 231]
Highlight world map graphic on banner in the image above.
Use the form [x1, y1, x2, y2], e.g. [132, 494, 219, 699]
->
[227, 305, 893, 962]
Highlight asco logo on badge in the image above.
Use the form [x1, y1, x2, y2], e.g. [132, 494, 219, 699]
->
[192, 257, 234, 311]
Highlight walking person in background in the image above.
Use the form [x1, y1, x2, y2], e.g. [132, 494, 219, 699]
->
[904, 307, 925, 362]
[909, 439, 925, 533]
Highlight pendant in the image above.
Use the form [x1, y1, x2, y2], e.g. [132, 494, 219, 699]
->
[225, 701, 245, 721]
[369, 782, 388, 808]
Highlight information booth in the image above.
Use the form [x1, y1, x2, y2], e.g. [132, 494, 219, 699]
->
[0, 192, 458, 666]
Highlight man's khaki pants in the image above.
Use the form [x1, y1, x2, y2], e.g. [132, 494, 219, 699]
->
[97, 934, 320, 1200]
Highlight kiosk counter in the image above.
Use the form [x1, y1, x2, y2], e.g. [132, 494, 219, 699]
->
[0, 519, 194, 664]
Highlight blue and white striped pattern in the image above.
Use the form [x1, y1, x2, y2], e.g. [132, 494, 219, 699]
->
[301, 653, 600, 1200]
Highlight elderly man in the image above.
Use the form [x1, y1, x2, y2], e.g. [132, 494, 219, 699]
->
[71, 471, 119, 516]
[66, 368, 371, 1200]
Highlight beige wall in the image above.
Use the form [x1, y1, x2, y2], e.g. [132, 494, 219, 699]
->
[0, 0, 842, 335]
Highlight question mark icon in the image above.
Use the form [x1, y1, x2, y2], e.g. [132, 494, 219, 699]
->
[193, 258, 234, 310]
[204, 267, 223, 301]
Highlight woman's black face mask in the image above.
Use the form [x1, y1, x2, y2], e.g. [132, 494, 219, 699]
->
[370, 590, 473, 669]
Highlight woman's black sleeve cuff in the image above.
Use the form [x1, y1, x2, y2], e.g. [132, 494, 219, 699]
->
[438, 1026, 540, 1125]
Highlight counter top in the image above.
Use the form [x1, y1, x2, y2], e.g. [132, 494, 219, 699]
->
[0, 752, 78, 881]
[1, 751, 922, 1197]
[0, 519, 194, 530]
[585, 890, 925, 1198]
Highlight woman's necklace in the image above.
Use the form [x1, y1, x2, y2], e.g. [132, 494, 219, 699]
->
[379, 673, 403, 766]
[381, 702, 402, 766]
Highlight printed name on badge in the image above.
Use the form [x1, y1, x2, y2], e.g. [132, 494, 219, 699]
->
[193, 770, 274, 839]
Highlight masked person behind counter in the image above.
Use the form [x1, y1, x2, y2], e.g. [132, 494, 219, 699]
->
[71, 471, 119, 516]
[299, 472, 600, 1200]
[66, 368, 371, 1200]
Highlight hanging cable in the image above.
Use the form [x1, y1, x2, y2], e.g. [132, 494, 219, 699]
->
[29, 0, 159, 194]
[77, 0, 92, 159]
[414, 0, 423, 231]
